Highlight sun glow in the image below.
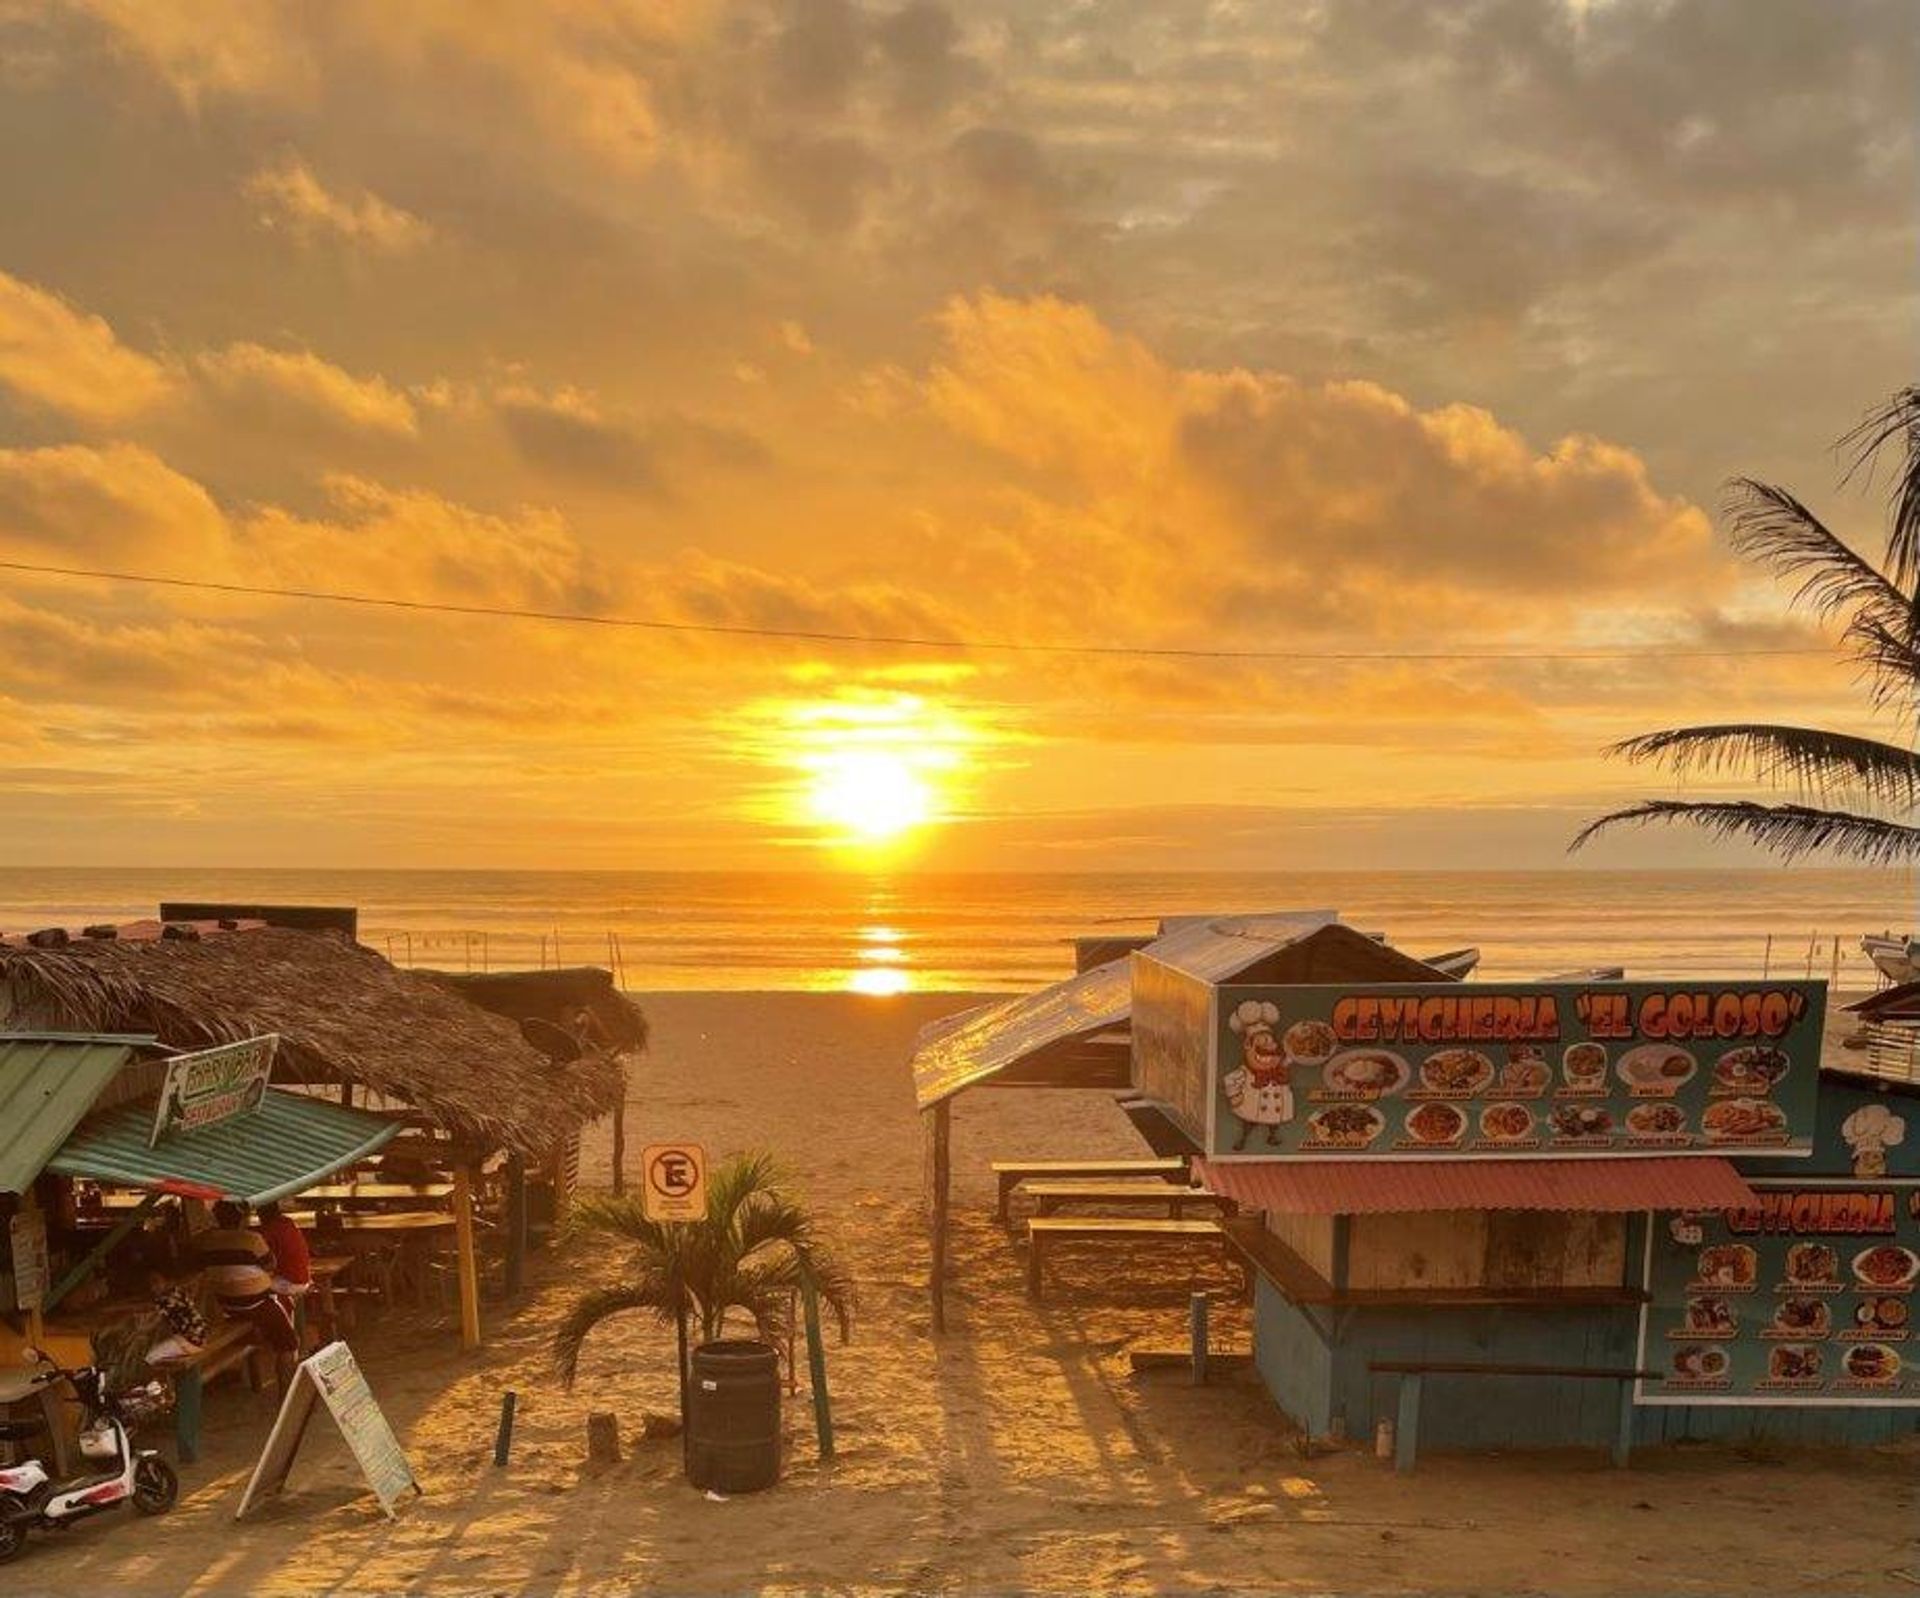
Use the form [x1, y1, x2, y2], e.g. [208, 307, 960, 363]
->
[807, 750, 933, 842]
[742, 688, 990, 858]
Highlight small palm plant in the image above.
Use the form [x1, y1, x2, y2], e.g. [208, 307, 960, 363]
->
[1575, 387, 1920, 862]
[552, 1150, 853, 1387]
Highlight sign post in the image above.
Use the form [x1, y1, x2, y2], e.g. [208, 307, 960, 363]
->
[640, 1143, 706, 1472]
[236, 1342, 421, 1520]
[151, 1035, 278, 1147]
[640, 1143, 707, 1222]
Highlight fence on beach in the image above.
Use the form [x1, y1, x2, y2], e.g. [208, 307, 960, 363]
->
[369, 925, 1884, 994]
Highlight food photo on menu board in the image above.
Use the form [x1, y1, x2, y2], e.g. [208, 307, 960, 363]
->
[1639, 1186, 1920, 1405]
[1211, 981, 1824, 1159]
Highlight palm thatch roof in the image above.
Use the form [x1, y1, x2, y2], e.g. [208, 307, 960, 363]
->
[0, 928, 621, 1157]
[417, 966, 649, 1053]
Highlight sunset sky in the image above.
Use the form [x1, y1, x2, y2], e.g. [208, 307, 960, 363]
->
[0, 1, 1913, 871]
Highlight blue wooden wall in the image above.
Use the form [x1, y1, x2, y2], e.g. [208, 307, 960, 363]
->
[1251, 1277, 1333, 1435]
[1328, 1304, 1639, 1448]
[1251, 1288, 1920, 1447]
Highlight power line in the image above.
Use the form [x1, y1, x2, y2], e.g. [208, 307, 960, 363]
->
[0, 556, 1833, 664]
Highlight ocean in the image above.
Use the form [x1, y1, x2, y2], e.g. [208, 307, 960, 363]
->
[2, 867, 1916, 994]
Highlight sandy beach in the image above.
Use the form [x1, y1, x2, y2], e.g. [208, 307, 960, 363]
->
[12, 991, 1916, 1597]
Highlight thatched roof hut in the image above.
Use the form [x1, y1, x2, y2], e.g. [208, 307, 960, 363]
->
[0, 927, 621, 1157]
[417, 966, 649, 1054]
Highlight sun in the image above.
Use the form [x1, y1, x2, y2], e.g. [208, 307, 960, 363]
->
[806, 750, 933, 843]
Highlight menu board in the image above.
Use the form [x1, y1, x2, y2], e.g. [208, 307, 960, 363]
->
[1638, 1182, 1920, 1406]
[1206, 981, 1823, 1160]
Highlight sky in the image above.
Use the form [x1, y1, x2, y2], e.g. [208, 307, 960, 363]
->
[0, 0, 1914, 872]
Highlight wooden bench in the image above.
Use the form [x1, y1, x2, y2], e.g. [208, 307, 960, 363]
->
[1024, 1179, 1234, 1220]
[991, 1157, 1188, 1223]
[152, 1319, 267, 1464]
[1025, 1216, 1232, 1301]
[1368, 1359, 1663, 1474]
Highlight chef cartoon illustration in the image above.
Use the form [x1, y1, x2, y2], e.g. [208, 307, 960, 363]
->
[1224, 999, 1293, 1149]
[1841, 1101, 1906, 1179]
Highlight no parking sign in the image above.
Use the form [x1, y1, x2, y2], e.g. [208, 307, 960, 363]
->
[641, 1142, 707, 1222]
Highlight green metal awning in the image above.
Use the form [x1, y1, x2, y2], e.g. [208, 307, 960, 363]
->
[0, 1033, 153, 1194]
[49, 1086, 401, 1206]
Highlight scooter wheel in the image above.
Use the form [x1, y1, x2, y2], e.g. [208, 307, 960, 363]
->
[0, 1502, 25, 1563]
[131, 1457, 177, 1515]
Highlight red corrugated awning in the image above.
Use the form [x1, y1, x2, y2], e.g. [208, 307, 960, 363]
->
[1194, 1156, 1759, 1214]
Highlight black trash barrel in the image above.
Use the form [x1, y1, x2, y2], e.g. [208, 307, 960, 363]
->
[687, 1339, 781, 1493]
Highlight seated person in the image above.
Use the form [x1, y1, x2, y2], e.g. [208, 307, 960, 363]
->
[144, 1270, 211, 1365]
[191, 1200, 298, 1393]
[255, 1201, 312, 1304]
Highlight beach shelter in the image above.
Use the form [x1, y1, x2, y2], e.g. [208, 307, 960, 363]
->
[909, 913, 1454, 1329]
[0, 924, 624, 1349]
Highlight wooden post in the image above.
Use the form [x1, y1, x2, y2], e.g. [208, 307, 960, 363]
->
[1394, 1374, 1421, 1473]
[929, 1099, 951, 1334]
[504, 1154, 527, 1299]
[453, 1163, 482, 1351]
[21, 1189, 44, 1350]
[1189, 1292, 1209, 1386]
[585, 1411, 621, 1466]
[801, 1277, 835, 1460]
[611, 1098, 627, 1197]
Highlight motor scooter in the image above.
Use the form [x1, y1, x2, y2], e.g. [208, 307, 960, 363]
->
[0, 1349, 177, 1562]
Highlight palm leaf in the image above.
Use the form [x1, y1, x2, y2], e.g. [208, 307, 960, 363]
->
[1839, 385, 1920, 596]
[552, 1278, 679, 1388]
[1721, 478, 1908, 633]
[1608, 725, 1920, 807]
[1570, 799, 1920, 865]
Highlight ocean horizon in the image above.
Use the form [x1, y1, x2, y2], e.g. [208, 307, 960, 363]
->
[4, 865, 1916, 996]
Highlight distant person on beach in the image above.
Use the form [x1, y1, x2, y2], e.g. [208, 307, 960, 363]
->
[192, 1200, 298, 1392]
[256, 1200, 312, 1309]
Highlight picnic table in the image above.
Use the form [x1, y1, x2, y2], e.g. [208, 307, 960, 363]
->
[1022, 1179, 1233, 1220]
[314, 1212, 455, 1306]
[1025, 1216, 1237, 1301]
[990, 1157, 1188, 1223]
[303, 1182, 455, 1204]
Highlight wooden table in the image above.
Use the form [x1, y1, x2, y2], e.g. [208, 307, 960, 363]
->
[300, 1255, 355, 1345]
[314, 1213, 454, 1307]
[990, 1157, 1188, 1223]
[302, 1183, 454, 1204]
[1023, 1179, 1233, 1221]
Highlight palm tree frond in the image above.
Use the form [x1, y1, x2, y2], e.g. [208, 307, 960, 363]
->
[1721, 478, 1907, 632]
[1609, 725, 1920, 807]
[551, 1279, 679, 1388]
[1570, 799, 1920, 866]
[564, 1192, 671, 1251]
[1839, 385, 1920, 596]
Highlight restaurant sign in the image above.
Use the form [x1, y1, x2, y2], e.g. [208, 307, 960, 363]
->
[149, 1034, 278, 1148]
[1201, 981, 1824, 1161]
[1636, 1181, 1920, 1406]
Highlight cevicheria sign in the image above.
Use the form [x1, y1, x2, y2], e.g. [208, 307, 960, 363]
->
[149, 1034, 278, 1148]
[1203, 980, 1824, 1161]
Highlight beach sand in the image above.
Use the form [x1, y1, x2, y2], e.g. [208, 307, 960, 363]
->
[15, 992, 1916, 1596]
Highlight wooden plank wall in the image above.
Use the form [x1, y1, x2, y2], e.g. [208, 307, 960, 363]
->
[1262, 1210, 1337, 1282]
[1346, 1211, 1626, 1291]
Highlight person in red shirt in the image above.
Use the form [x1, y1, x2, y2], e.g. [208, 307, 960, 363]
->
[256, 1201, 311, 1311]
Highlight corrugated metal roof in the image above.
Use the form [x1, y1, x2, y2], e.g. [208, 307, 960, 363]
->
[911, 912, 1341, 1109]
[1194, 1156, 1759, 1214]
[49, 1087, 401, 1205]
[0, 1034, 148, 1193]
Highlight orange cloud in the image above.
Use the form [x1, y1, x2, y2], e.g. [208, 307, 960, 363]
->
[0, 442, 229, 567]
[244, 155, 433, 254]
[196, 343, 420, 438]
[0, 271, 175, 424]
